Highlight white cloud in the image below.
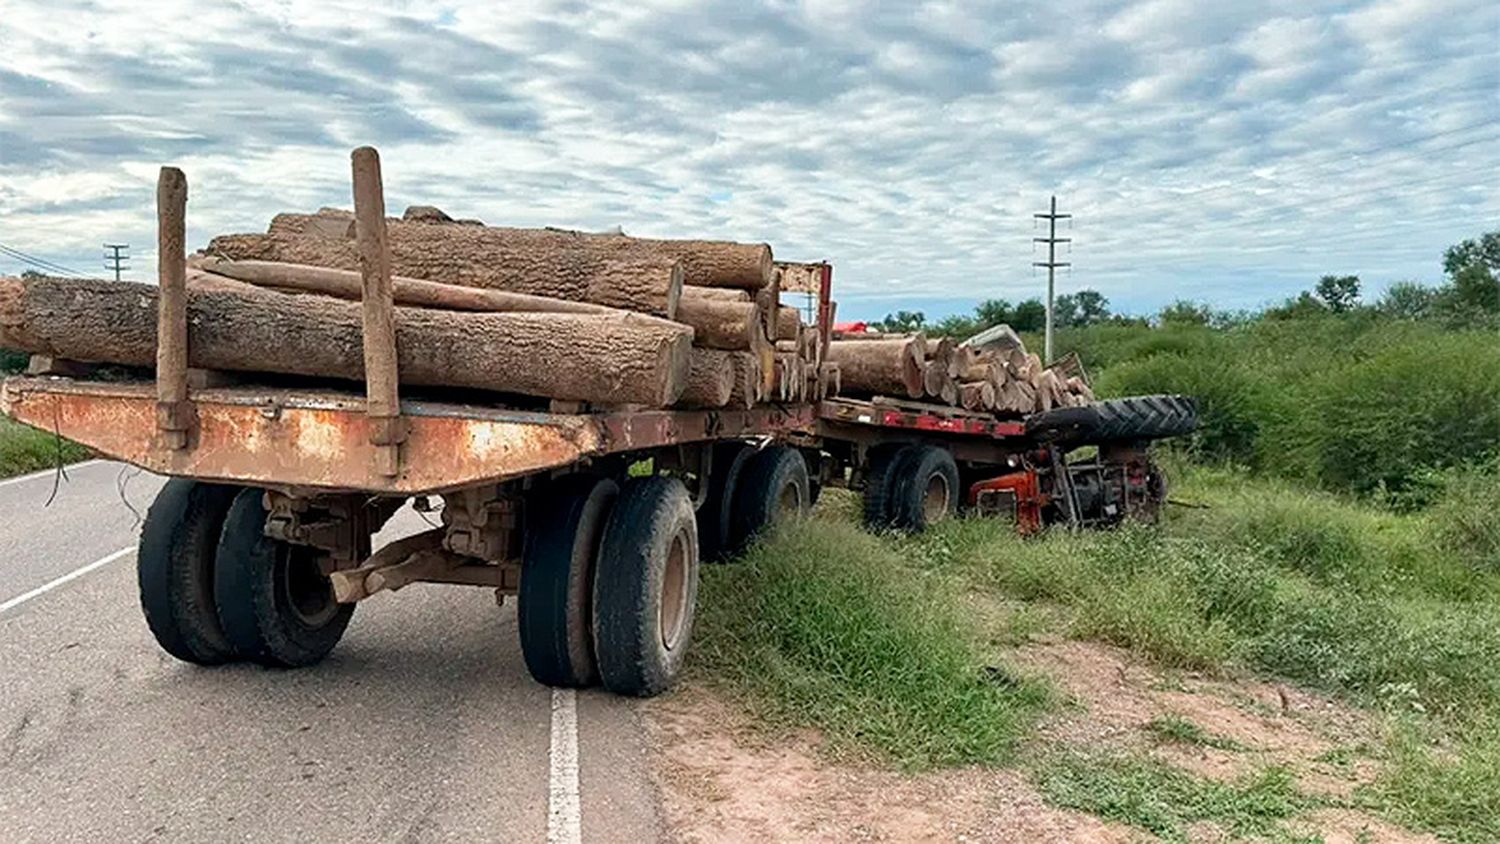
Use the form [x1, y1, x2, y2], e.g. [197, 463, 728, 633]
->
[0, 0, 1494, 316]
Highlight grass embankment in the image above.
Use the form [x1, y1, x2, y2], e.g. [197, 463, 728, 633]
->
[0, 352, 91, 478]
[695, 464, 1500, 841]
[0, 416, 91, 478]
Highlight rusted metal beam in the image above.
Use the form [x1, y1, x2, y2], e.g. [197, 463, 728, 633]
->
[155, 166, 192, 450]
[0, 377, 819, 494]
[351, 146, 407, 477]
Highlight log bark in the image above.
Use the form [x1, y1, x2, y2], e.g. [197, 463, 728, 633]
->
[678, 348, 735, 408]
[826, 337, 923, 398]
[728, 351, 760, 409]
[674, 297, 760, 350]
[0, 276, 692, 407]
[681, 286, 751, 303]
[208, 221, 687, 318]
[192, 257, 622, 317]
[210, 218, 763, 302]
[775, 306, 801, 341]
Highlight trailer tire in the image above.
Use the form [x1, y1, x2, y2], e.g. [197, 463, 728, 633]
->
[698, 442, 754, 563]
[138, 479, 241, 665]
[519, 475, 618, 688]
[214, 489, 354, 668]
[892, 445, 960, 532]
[592, 476, 699, 697]
[731, 446, 809, 549]
[862, 443, 918, 530]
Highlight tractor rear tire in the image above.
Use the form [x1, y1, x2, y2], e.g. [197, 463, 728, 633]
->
[1025, 394, 1197, 447]
[137, 479, 241, 665]
[213, 489, 354, 668]
[891, 445, 960, 532]
[519, 475, 618, 688]
[730, 446, 809, 549]
[592, 476, 699, 697]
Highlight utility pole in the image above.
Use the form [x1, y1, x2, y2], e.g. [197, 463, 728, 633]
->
[103, 243, 130, 281]
[1033, 196, 1071, 364]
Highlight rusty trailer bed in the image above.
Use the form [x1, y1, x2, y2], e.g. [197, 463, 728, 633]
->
[1, 376, 816, 495]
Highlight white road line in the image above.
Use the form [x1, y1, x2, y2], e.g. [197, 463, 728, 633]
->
[0, 546, 133, 614]
[547, 688, 582, 844]
[0, 459, 105, 490]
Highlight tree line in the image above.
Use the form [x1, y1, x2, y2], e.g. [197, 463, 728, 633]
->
[875, 230, 1500, 336]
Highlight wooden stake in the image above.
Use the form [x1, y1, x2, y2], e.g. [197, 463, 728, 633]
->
[155, 166, 191, 450]
[351, 146, 405, 477]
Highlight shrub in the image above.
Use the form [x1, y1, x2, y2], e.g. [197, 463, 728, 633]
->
[1428, 462, 1500, 573]
[1095, 352, 1272, 465]
[1309, 332, 1500, 495]
[0, 348, 25, 374]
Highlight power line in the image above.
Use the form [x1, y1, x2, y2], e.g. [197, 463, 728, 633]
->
[0, 241, 87, 278]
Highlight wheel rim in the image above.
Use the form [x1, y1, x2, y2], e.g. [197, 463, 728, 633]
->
[922, 474, 951, 524]
[280, 549, 339, 628]
[659, 530, 690, 652]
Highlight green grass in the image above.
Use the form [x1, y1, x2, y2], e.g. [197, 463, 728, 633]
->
[1034, 752, 1305, 842]
[692, 461, 1500, 840]
[0, 416, 90, 479]
[1144, 714, 1246, 752]
[1368, 715, 1500, 843]
[693, 515, 1051, 769]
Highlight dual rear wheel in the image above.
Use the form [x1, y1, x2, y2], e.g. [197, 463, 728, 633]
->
[518, 444, 810, 696]
[861, 444, 960, 533]
[137, 480, 353, 669]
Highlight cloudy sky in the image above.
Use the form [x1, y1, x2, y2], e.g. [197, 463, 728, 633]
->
[0, 0, 1495, 320]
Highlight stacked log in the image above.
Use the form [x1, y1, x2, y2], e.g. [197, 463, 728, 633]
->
[190, 202, 843, 410]
[826, 336, 924, 398]
[0, 275, 692, 406]
[827, 325, 1093, 416]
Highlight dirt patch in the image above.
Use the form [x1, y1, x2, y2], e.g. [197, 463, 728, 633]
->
[1286, 809, 1439, 844]
[644, 687, 1134, 843]
[644, 639, 1425, 842]
[1010, 638, 1380, 798]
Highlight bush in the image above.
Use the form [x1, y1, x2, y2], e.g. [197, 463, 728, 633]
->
[1428, 462, 1500, 573]
[1095, 352, 1273, 465]
[1309, 333, 1500, 495]
[0, 348, 25, 374]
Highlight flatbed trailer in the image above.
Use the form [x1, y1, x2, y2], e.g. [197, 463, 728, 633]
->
[0, 158, 1193, 697]
[1, 370, 1191, 697]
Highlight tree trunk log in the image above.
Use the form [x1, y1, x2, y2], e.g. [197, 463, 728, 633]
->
[678, 348, 735, 408]
[958, 381, 996, 411]
[208, 222, 685, 318]
[728, 351, 760, 409]
[674, 297, 760, 350]
[826, 337, 923, 398]
[0, 276, 691, 406]
[775, 306, 801, 341]
[681, 286, 751, 303]
[191, 257, 628, 317]
[209, 218, 764, 304]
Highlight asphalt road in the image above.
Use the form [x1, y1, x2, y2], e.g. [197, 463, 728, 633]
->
[0, 461, 664, 843]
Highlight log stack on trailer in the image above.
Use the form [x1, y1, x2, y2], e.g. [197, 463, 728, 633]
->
[827, 326, 1094, 415]
[0, 203, 839, 411]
